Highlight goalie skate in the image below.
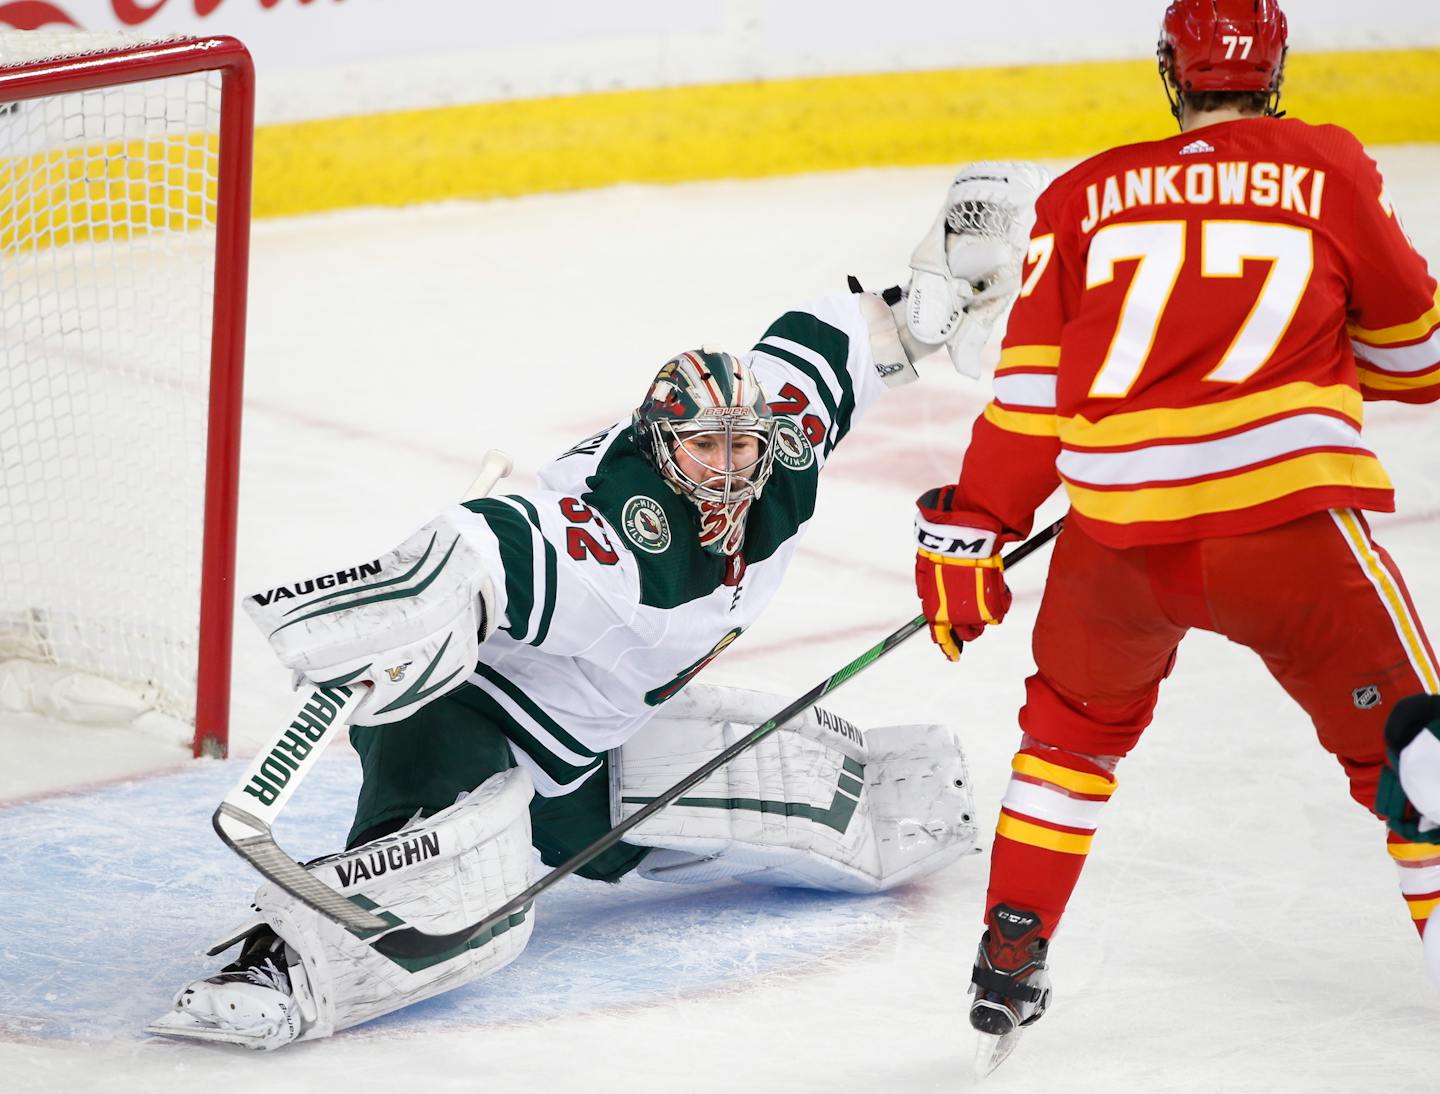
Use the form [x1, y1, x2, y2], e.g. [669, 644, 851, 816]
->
[147, 928, 304, 1050]
[969, 904, 1052, 1079]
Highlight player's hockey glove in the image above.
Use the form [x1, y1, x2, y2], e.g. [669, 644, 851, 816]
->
[913, 487, 1016, 660]
[1376, 693, 1440, 844]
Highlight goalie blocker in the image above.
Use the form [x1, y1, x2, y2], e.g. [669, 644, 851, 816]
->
[150, 683, 978, 1048]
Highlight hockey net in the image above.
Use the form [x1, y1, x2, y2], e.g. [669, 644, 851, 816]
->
[0, 32, 253, 757]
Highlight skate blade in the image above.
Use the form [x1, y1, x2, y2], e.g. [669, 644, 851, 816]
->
[973, 1028, 1022, 1080]
[145, 1009, 271, 1049]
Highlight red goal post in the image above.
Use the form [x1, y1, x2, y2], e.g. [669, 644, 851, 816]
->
[0, 34, 254, 758]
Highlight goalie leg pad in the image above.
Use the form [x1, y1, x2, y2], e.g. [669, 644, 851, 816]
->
[155, 767, 536, 1048]
[611, 684, 979, 893]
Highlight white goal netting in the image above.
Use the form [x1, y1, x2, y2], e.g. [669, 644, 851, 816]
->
[0, 31, 227, 727]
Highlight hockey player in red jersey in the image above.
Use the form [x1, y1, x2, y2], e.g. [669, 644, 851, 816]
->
[909, 0, 1440, 1072]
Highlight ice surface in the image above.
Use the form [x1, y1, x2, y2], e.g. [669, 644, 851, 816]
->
[2, 147, 1439, 1092]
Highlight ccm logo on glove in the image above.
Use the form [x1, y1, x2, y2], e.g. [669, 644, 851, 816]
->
[913, 487, 1015, 660]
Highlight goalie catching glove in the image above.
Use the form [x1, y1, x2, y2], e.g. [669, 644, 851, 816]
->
[914, 487, 1017, 660]
[906, 160, 1053, 378]
[244, 509, 498, 725]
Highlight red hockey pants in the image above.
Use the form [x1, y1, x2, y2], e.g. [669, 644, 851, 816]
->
[989, 508, 1440, 934]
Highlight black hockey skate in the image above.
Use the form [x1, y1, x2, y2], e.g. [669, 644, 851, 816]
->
[969, 903, 1052, 1077]
[206, 927, 293, 994]
[148, 926, 303, 1049]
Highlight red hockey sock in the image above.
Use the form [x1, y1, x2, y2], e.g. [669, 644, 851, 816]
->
[1388, 831, 1440, 936]
[985, 747, 1118, 935]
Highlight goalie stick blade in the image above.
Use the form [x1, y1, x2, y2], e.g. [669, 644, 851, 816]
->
[212, 802, 390, 933]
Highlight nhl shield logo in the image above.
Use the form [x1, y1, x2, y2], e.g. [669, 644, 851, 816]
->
[622, 496, 672, 554]
[1352, 685, 1382, 711]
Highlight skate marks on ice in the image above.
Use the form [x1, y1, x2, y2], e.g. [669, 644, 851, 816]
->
[0, 753, 911, 1044]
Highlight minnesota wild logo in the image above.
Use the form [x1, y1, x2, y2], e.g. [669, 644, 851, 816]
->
[772, 417, 815, 471]
[622, 495, 672, 553]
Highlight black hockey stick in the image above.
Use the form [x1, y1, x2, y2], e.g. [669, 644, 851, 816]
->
[369, 514, 1066, 960]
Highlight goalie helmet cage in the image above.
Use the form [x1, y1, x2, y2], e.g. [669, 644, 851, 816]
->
[0, 33, 254, 758]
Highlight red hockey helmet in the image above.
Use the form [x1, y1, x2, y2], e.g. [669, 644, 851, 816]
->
[1158, 0, 1288, 102]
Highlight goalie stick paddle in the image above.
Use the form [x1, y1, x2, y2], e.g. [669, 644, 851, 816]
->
[211, 449, 515, 933]
[369, 513, 1066, 960]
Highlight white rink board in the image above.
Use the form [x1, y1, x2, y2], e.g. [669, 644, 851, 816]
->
[4, 1, 1438, 123]
[2, 147, 1439, 1092]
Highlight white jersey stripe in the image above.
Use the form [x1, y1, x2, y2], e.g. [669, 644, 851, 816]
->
[491, 495, 548, 638]
[1330, 509, 1440, 693]
[993, 372, 1058, 409]
[1352, 328, 1440, 374]
[467, 670, 597, 768]
[508, 745, 603, 797]
[1058, 414, 1367, 487]
[758, 334, 846, 409]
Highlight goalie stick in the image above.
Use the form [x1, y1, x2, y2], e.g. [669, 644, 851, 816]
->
[211, 449, 515, 934]
[367, 513, 1066, 960]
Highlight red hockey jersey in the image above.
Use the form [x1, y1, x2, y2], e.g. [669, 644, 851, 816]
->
[956, 117, 1440, 548]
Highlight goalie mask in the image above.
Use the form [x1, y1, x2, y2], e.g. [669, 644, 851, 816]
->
[634, 348, 779, 557]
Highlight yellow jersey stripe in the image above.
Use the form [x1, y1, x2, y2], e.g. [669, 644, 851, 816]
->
[984, 403, 1060, 437]
[1356, 365, 1440, 392]
[995, 812, 1094, 855]
[1012, 753, 1117, 797]
[998, 345, 1061, 370]
[1060, 383, 1363, 448]
[1064, 451, 1393, 525]
[1349, 287, 1440, 346]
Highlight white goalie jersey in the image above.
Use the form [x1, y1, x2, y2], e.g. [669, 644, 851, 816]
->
[440, 292, 898, 796]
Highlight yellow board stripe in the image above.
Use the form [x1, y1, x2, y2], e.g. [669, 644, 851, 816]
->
[1012, 753, 1117, 797]
[1349, 288, 1440, 346]
[0, 133, 217, 249]
[1060, 383, 1362, 448]
[1065, 451, 1393, 525]
[241, 48, 1440, 219]
[1334, 511, 1440, 693]
[999, 345, 1062, 370]
[996, 812, 1093, 855]
[984, 403, 1061, 438]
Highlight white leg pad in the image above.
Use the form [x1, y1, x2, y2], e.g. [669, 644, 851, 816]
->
[611, 683, 979, 893]
[155, 767, 537, 1048]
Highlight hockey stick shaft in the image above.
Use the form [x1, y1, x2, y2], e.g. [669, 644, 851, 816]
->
[212, 449, 515, 933]
[371, 513, 1066, 960]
